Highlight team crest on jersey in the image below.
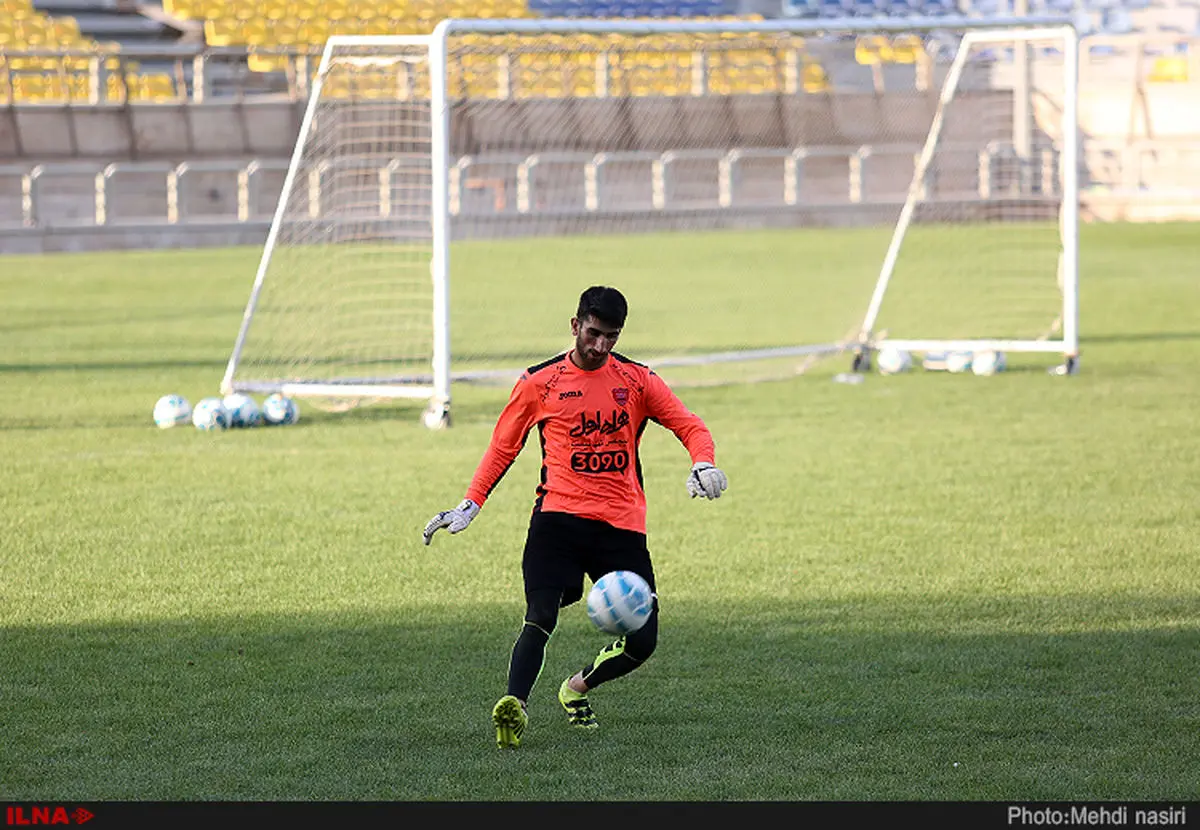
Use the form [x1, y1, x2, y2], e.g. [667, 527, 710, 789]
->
[611, 387, 629, 406]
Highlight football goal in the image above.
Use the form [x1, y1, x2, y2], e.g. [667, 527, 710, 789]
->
[220, 14, 1080, 428]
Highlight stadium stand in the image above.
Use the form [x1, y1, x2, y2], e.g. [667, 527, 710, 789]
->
[0, 0, 188, 102]
[32, 0, 184, 44]
[8, 0, 1186, 107]
[1, 0, 1198, 249]
[149, 0, 833, 97]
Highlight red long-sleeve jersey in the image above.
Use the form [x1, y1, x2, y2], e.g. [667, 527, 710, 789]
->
[464, 351, 716, 534]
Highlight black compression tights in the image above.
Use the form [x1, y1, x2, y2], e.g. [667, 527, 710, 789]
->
[506, 587, 658, 701]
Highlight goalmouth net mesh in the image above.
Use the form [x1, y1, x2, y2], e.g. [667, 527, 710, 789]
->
[221, 16, 1079, 416]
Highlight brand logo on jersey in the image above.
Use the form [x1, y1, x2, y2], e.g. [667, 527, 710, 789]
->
[569, 409, 630, 438]
[559, 390, 583, 400]
[612, 387, 629, 406]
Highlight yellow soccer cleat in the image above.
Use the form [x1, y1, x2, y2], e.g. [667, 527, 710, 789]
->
[557, 678, 599, 729]
[492, 695, 528, 749]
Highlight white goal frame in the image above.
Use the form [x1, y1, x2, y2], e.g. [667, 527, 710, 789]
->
[857, 23, 1080, 370]
[220, 14, 1080, 427]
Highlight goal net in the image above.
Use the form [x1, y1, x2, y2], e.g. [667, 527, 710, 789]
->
[220, 16, 1079, 426]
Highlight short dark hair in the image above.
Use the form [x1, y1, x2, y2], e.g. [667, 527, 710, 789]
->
[576, 285, 627, 328]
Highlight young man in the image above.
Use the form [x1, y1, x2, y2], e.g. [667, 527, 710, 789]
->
[422, 285, 728, 749]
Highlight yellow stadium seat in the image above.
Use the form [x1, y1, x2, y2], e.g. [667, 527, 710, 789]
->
[106, 73, 129, 102]
[48, 15, 81, 44]
[106, 55, 137, 73]
[269, 19, 300, 44]
[43, 73, 73, 102]
[130, 72, 177, 102]
[196, 0, 225, 21]
[802, 61, 829, 93]
[1149, 56, 1187, 83]
[889, 34, 923, 65]
[855, 35, 892, 66]
[249, 52, 291, 73]
[61, 50, 95, 72]
[12, 73, 49, 101]
[330, 19, 366, 36]
[355, 3, 384, 21]
[291, 5, 320, 21]
[261, 0, 290, 22]
[323, 0, 351, 22]
[13, 13, 48, 36]
[65, 72, 90, 102]
[241, 19, 271, 46]
[204, 17, 240, 47]
[295, 20, 330, 47]
[162, 0, 200, 19]
[3, 2, 36, 19]
[362, 19, 395, 35]
[229, 3, 260, 22]
[20, 54, 64, 72]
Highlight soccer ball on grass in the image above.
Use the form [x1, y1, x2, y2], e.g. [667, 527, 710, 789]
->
[945, 351, 974, 373]
[875, 345, 912, 375]
[586, 570, 654, 636]
[153, 394, 191, 428]
[223, 393, 262, 427]
[192, 397, 231, 431]
[262, 393, 299, 426]
[971, 350, 1007, 376]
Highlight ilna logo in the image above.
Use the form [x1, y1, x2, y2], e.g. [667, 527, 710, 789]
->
[5, 806, 94, 825]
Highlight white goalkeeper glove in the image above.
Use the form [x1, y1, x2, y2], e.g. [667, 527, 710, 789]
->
[686, 462, 728, 500]
[422, 498, 480, 546]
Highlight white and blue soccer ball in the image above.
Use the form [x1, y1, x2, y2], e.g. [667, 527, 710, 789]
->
[971, 350, 1007, 376]
[153, 394, 191, 429]
[876, 345, 913, 375]
[262, 393, 299, 426]
[586, 570, 654, 636]
[946, 351, 974, 373]
[192, 396, 231, 431]
[223, 393, 262, 428]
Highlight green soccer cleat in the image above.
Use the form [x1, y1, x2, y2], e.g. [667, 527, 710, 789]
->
[558, 678, 599, 729]
[492, 695, 528, 749]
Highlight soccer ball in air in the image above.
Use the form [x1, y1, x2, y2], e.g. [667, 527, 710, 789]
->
[971, 350, 1007, 376]
[875, 345, 912, 375]
[586, 570, 654, 636]
[192, 397, 231, 431]
[223, 393, 262, 427]
[262, 393, 299, 426]
[153, 394, 191, 429]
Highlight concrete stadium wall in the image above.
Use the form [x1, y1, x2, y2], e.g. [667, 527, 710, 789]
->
[1077, 82, 1200, 221]
[0, 89, 1021, 253]
[0, 91, 986, 163]
[1, 78, 1196, 251]
[0, 99, 303, 161]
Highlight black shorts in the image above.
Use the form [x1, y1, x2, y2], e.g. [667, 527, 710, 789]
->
[522, 510, 655, 608]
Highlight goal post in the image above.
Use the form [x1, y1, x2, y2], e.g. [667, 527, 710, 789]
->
[220, 34, 453, 421]
[855, 22, 1080, 373]
[220, 14, 1081, 427]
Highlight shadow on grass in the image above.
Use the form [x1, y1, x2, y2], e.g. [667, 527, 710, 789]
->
[0, 305, 244, 335]
[3, 596, 1197, 802]
[0, 359, 228, 374]
[1081, 331, 1200, 345]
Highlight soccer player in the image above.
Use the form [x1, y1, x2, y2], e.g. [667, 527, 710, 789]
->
[422, 285, 728, 749]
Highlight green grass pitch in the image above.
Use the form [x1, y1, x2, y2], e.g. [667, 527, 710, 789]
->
[1, 221, 1198, 801]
